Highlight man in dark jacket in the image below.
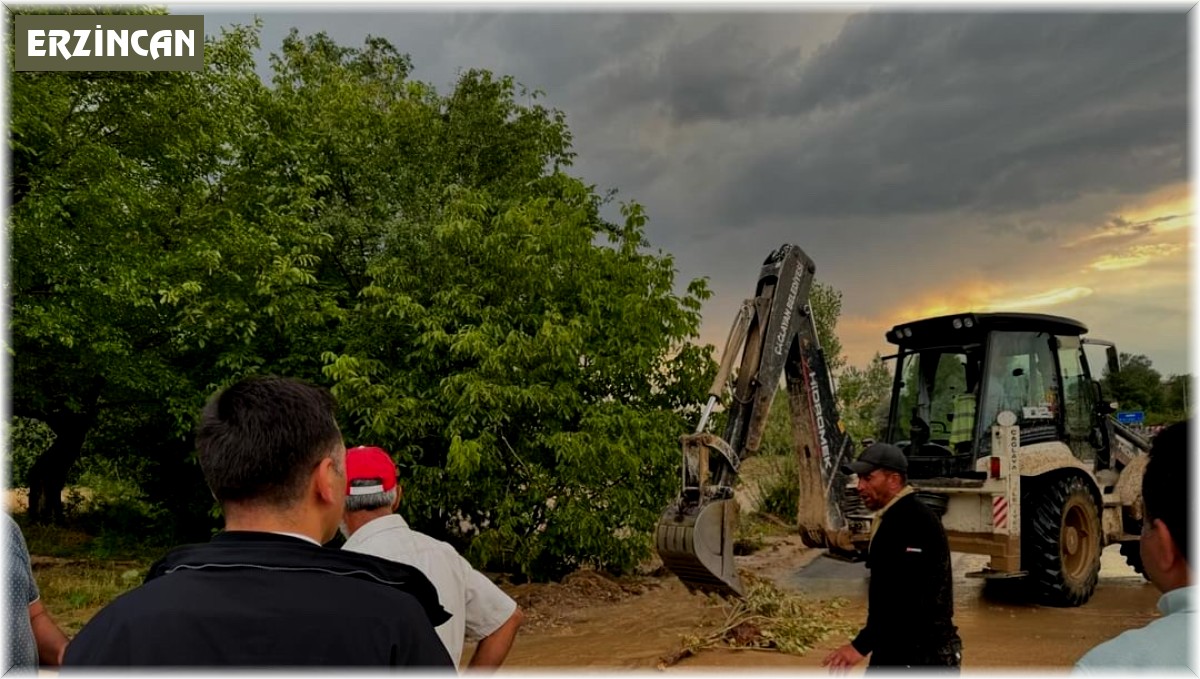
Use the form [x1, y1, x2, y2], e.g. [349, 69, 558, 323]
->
[63, 376, 454, 668]
[822, 442, 961, 672]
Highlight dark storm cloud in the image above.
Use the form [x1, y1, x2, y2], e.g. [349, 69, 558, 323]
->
[178, 7, 1190, 374]
[586, 17, 807, 123]
[448, 11, 1186, 251]
[464, 13, 674, 95]
[712, 13, 1188, 223]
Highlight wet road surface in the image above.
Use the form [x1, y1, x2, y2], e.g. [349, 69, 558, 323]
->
[496, 544, 1161, 671]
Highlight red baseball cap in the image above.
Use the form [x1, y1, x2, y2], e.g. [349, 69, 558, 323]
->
[345, 446, 397, 495]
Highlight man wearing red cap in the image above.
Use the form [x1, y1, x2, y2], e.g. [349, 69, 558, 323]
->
[342, 446, 525, 670]
[62, 376, 453, 668]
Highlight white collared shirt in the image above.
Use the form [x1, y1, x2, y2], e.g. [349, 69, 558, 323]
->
[343, 514, 517, 668]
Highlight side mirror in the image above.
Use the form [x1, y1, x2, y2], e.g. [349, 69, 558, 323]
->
[1106, 346, 1120, 375]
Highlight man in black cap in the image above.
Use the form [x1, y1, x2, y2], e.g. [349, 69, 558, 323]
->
[822, 442, 961, 673]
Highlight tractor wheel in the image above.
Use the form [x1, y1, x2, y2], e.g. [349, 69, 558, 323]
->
[1119, 541, 1148, 580]
[1022, 475, 1101, 607]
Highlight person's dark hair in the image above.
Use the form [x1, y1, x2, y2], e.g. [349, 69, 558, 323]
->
[196, 375, 343, 507]
[1144, 419, 1189, 562]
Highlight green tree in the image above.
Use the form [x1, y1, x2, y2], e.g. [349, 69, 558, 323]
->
[1160, 373, 1192, 419]
[8, 18, 333, 523]
[837, 353, 892, 444]
[258, 31, 718, 578]
[1103, 353, 1164, 414]
[323, 192, 712, 579]
[11, 19, 718, 582]
[808, 282, 844, 374]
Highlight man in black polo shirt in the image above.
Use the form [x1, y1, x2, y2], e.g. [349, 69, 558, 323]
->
[822, 442, 961, 672]
[64, 376, 453, 668]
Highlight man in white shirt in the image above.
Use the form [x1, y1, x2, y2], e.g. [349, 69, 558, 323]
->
[341, 446, 524, 670]
[1074, 420, 1193, 673]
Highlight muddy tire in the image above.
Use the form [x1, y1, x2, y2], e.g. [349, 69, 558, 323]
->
[1022, 475, 1101, 607]
[1119, 541, 1148, 579]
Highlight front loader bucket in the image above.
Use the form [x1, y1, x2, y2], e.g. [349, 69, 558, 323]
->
[654, 498, 744, 598]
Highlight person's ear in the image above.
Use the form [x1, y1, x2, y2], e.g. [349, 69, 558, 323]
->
[314, 456, 340, 505]
[392, 486, 403, 511]
[1148, 518, 1184, 570]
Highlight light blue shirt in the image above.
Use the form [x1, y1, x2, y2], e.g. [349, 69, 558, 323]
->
[5, 514, 39, 674]
[1073, 585, 1194, 674]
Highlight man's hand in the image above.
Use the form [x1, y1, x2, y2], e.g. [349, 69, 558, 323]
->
[822, 643, 865, 674]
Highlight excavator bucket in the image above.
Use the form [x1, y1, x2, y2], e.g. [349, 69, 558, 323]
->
[653, 244, 861, 597]
[654, 497, 743, 598]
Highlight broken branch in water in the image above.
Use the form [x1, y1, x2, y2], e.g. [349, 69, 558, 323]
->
[657, 573, 856, 669]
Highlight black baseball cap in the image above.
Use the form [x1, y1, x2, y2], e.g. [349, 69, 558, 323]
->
[844, 442, 908, 476]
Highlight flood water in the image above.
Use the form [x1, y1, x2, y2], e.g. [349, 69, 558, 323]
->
[497, 544, 1161, 671]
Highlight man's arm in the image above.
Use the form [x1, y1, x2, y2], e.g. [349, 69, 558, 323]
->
[467, 606, 524, 670]
[29, 599, 69, 665]
[461, 565, 524, 670]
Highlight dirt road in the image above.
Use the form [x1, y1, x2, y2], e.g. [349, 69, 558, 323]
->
[489, 538, 1160, 671]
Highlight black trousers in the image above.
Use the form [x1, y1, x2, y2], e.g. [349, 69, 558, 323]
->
[866, 637, 962, 673]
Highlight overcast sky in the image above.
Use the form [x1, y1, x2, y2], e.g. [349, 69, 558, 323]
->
[180, 7, 1191, 375]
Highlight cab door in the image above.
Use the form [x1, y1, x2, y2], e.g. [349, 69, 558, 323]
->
[1055, 335, 1101, 462]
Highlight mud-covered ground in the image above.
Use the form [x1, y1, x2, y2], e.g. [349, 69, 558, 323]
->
[10, 487, 1160, 672]
[475, 536, 1160, 672]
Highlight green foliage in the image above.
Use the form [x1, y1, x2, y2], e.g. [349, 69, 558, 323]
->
[753, 389, 793, 458]
[808, 282, 845, 374]
[753, 453, 800, 521]
[1103, 353, 1163, 412]
[11, 17, 715, 577]
[663, 576, 854, 666]
[325, 192, 711, 580]
[9, 14, 327, 523]
[67, 455, 175, 544]
[1158, 374, 1192, 422]
[1101, 354, 1191, 425]
[4, 417, 55, 487]
[837, 353, 892, 444]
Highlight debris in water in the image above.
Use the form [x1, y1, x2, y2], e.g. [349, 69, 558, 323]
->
[657, 573, 855, 669]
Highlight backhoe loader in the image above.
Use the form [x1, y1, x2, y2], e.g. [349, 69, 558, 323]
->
[654, 244, 1152, 606]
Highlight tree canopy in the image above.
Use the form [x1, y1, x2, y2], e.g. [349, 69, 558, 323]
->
[9, 19, 715, 577]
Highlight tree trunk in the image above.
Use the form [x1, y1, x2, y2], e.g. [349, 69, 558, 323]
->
[26, 411, 95, 525]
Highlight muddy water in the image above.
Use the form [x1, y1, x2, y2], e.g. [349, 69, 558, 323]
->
[496, 544, 1161, 671]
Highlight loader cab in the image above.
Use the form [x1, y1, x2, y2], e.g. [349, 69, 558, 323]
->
[883, 313, 1102, 480]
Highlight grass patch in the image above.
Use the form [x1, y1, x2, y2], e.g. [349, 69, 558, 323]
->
[13, 511, 174, 635]
[16, 520, 96, 559]
[14, 509, 178, 563]
[32, 560, 147, 636]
